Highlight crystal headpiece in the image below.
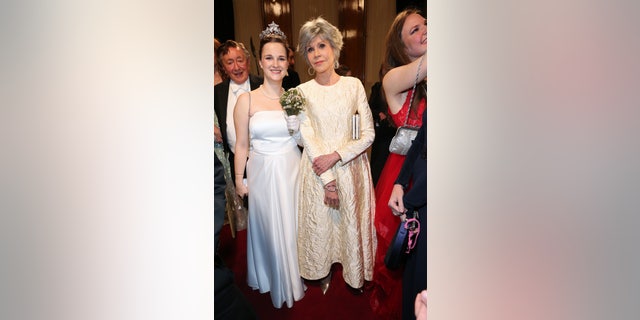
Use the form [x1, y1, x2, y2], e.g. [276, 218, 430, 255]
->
[260, 21, 287, 40]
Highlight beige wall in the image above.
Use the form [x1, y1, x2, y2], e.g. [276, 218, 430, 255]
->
[230, 0, 263, 76]
[228, 0, 396, 96]
[364, 0, 395, 94]
[290, 1, 339, 84]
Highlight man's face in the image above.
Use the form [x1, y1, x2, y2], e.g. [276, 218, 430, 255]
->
[221, 47, 250, 84]
[287, 49, 295, 67]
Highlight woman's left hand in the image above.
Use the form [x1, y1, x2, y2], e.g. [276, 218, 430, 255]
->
[312, 152, 340, 176]
[323, 182, 339, 208]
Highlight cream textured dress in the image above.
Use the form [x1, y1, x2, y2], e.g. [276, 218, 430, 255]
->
[296, 76, 377, 289]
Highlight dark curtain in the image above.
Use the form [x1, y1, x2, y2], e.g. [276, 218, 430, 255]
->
[397, 0, 427, 14]
[214, 0, 235, 42]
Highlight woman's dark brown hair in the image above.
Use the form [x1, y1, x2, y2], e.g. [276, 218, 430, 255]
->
[381, 8, 427, 118]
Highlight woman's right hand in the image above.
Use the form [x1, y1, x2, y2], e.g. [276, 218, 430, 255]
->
[312, 152, 340, 176]
[214, 125, 223, 143]
[388, 184, 406, 216]
[285, 115, 300, 133]
[235, 179, 248, 198]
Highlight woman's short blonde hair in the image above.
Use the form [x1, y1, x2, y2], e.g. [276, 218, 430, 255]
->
[297, 17, 343, 69]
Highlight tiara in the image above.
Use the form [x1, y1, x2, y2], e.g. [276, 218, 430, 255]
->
[260, 21, 287, 40]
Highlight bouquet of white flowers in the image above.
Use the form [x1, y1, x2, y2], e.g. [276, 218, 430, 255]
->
[279, 88, 306, 134]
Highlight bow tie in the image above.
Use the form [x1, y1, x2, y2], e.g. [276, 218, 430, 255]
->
[230, 82, 248, 96]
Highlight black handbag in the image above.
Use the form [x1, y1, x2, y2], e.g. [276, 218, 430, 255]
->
[384, 219, 409, 269]
[384, 211, 420, 270]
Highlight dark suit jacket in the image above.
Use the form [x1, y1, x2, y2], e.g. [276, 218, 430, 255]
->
[395, 110, 427, 210]
[214, 75, 263, 153]
[214, 75, 263, 177]
[282, 68, 301, 90]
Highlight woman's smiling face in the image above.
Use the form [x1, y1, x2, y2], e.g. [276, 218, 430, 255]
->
[260, 42, 288, 81]
[401, 13, 427, 60]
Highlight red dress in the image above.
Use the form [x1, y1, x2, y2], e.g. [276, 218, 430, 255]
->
[370, 90, 426, 319]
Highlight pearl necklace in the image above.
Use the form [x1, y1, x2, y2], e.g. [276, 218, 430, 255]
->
[260, 85, 283, 100]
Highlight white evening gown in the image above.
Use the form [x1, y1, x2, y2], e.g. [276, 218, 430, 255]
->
[246, 110, 305, 308]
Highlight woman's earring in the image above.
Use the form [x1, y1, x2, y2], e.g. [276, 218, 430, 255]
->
[334, 61, 339, 69]
[307, 67, 315, 76]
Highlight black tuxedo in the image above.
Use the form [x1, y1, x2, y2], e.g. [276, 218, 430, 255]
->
[214, 75, 263, 177]
[214, 75, 263, 153]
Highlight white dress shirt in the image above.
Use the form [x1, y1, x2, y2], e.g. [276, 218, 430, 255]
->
[226, 79, 251, 153]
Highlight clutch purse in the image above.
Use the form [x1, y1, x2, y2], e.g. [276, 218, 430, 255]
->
[388, 126, 419, 155]
[352, 112, 360, 140]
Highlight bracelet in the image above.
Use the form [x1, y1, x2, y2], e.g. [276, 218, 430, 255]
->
[324, 185, 338, 192]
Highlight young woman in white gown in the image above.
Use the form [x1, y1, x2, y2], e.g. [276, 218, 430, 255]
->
[233, 23, 306, 308]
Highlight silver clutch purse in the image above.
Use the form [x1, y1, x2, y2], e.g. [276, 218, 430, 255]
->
[352, 112, 360, 140]
[388, 126, 419, 155]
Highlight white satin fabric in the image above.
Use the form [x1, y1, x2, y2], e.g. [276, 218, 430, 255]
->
[246, 110, 305, 308]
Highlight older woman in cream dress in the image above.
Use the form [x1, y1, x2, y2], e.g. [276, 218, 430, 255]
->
[295, 17, 376, 293]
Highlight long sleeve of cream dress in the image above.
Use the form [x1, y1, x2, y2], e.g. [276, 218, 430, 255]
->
[296, 76, 377, 288]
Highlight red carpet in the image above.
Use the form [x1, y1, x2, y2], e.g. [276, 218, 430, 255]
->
[218, 225, 377, 319]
